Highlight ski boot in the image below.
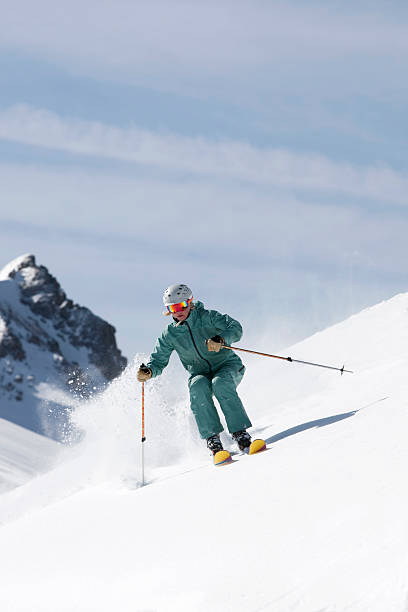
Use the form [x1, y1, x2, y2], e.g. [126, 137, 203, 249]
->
[207, 434, 232, 466]
[232, 429, 252, 451]
[233, 430, 266, 455]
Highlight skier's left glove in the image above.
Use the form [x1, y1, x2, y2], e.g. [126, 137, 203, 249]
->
[206, 335, 225, 352]
[137, 363, 152, 382]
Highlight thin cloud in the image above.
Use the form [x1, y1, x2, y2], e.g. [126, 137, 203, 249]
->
[0, 104, 407, 206]
[1, 2, 407, 101]
[1, 2, 407, 69]
[0, 157, 406, 277]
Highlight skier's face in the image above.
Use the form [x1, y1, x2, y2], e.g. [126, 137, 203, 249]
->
[172, 304, 191, 323]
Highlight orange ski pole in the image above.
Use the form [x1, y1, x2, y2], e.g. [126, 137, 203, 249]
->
[141, 381, 146, 486]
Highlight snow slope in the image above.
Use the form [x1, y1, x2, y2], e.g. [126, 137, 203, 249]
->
[0, 293, 408, 611]
[0, 418, 60, 493]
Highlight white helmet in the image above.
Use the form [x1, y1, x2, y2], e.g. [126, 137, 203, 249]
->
[163, 283, 193, 306]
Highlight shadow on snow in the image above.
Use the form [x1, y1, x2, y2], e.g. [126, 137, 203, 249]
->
[260, 396, 390, 446]
[263, 411, 357, 446]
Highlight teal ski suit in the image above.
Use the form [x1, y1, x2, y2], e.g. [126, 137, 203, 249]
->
[147, 301, 252, 439]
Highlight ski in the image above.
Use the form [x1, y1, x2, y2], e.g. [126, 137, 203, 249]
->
[213, 450, 233, 466]
[213, 439, 267, 465]
[249, 438, 267, 454]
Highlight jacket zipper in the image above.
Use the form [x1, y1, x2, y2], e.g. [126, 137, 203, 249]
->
[185, 321, 212, 372]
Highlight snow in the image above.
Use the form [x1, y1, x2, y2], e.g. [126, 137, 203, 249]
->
[0, 316, 6, 340]
[0, 292, 408, 611]
[0, 253, 33, 281]
[0, 418, 60, 493]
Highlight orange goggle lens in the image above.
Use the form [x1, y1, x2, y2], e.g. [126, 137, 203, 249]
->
[166, 298, 192, 313]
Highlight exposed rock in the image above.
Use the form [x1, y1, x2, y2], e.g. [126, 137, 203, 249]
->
[0, 328, 26, 361]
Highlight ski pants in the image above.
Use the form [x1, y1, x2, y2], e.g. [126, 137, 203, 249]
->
[188, 362, 252, 439]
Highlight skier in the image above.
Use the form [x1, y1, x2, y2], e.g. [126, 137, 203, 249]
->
[137, 284, 256, 461]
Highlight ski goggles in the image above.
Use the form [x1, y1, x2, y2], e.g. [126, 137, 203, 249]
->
[166, 298, 193, 313]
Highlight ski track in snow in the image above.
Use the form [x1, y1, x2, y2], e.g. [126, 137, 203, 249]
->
[1, 293, 408, 611]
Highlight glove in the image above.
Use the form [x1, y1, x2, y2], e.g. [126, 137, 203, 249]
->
[206, 335, 225, 352]
[137, 363, 152, 382]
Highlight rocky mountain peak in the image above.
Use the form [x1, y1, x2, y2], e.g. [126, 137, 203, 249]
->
[0, 254, 128, 438]
[1, 254, 67, 319]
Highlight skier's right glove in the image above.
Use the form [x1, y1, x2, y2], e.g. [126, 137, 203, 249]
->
[206, 335, 225, 352]
[137, 363, 152, 382]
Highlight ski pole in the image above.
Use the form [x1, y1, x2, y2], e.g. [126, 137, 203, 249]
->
[224, 345, 353, 375]
[141, 381, 146, 486]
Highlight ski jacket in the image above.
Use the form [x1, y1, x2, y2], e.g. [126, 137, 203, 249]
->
[147, 301, 244, 378]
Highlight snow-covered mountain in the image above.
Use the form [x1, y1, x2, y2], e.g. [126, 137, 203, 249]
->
[0, 292, 407, 611]
[0, 254, 127, 438]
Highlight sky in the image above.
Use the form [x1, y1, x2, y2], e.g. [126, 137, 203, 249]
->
[1, 0, 408, 360]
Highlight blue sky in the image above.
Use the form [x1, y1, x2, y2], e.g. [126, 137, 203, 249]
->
[1, 1, 408, 358]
